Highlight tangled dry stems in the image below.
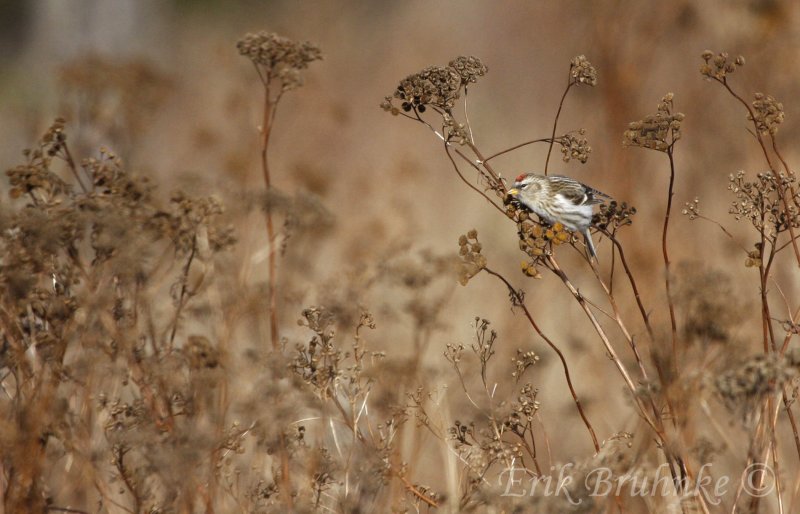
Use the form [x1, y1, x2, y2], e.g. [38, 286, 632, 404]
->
[3, 31, 800, 514]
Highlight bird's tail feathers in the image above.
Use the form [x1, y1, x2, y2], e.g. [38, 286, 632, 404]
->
[583, 229, 597, 259]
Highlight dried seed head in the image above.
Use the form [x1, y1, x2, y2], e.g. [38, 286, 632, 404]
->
[749, 93, 784, 136]
[382, 56, 488, 114]
[623, 93, 684, 152]
[570, 55, 598, 86]
[236, 31, 322, 91]
[700, 50, 745, 81]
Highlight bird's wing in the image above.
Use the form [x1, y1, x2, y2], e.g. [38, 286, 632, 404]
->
[550, 176, 610, 206]
[583, 185, 611, 205]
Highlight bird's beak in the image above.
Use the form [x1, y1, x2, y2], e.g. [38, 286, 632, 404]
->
[504, 188, 519, 205]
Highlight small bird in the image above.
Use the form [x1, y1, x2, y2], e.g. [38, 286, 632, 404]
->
[506, 173, 610, 258]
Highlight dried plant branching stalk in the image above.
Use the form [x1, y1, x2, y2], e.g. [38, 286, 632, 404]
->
[237, 31, 322, 349]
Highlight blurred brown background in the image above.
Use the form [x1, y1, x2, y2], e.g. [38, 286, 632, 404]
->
[2, 0, 799, 478]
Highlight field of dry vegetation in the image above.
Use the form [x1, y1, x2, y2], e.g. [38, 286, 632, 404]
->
[1, 1, 800, 513]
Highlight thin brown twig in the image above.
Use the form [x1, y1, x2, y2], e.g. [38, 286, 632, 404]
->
[260, 81, 280, 350]
[168, 236, 197, 348]
[544, 80, 574, 175]
[445, 143, 506, 215]
[482, 138, 552, 165]
[663, 148, 678, 364]
[60, 142, 89, 193]
[399, 474, 438, 508]
[483, 266, 600, 452]
[544, 255, 660, 433]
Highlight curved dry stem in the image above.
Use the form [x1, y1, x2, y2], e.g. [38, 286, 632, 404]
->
[483, 266, 600, 452]
[663, 149, 678, 364]
[544, 255, 659, 431]
[482, 138, 552, 166]
[598, 230, 655, 341]
[444, 144, 506, 215]
[544, 80, 574, 175]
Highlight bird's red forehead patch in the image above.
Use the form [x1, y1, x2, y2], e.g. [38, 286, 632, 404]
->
[515, 173, 528, 182]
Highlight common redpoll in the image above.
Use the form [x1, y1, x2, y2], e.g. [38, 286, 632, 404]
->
[506, 173, 610, 258]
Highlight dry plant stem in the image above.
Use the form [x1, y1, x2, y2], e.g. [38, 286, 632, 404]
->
[483, 266, 600, 452]
[399, 474, 438, 508]
[663, 149, 678, 363]
[545, 255, 659, 432]
[261, 82, 280, 350]
[770, 407, 785, 514]
[544, 80, 573, 175]
[586, 251, 686, 443]
[781, 387, 800, 461]
[482, 138, 551, 165]
[445, 144, 505, 215]
[604, 232, 655, 340]
[718, 78, 800, 267]
[168, 236, 197, 349]
[761, 243, 779, 351]
[586, 258, 649, 382]
[61, 142, 89, 193]
[465, 141, 503, 187]
[115, 447, 141, 513]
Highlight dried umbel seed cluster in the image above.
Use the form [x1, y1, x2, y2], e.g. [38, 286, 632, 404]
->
[504, 383, 540, 435]
[291, 305, 380, 404]
[700, 50, 745, 81]
[511, 348, 540, 382]
[728, 170, 800, 234]
[750, 93, 784, 136]
[448, 55, 489, 86]
[623, 93, 684, 152]
[569, 55, 598, 86]
[504, 208, 569, 278]
[457, 230, 487, 285]
[381, 55, 487, 114]
[291, 306, 340, 396]
[236, 31, 322, 91]
[6, 119, 70, 200]
[472, 317, 497, 369]
[682, 197, 700, 220]
[557, 129, 592, 163]
[715, 354, 798, 418]
[594, 200, 637, 231]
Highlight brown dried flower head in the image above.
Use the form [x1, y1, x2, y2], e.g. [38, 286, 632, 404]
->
[448, 55, 489, 86]
[749, 93, 784, 136]
[594, 200, 637, 231]
[700, 50, 745, 81]
[505, 206, 570, 277]
[682, 197, 700, 220]
[728, 170, 799, 235]
[623, 93, 684, 152]
[457, 230, 486, 285]
[569, 55, 598, 86]
[236, 31, 322, 91]
[381, 56, 488, 114]
[557, 129, 592, 163]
